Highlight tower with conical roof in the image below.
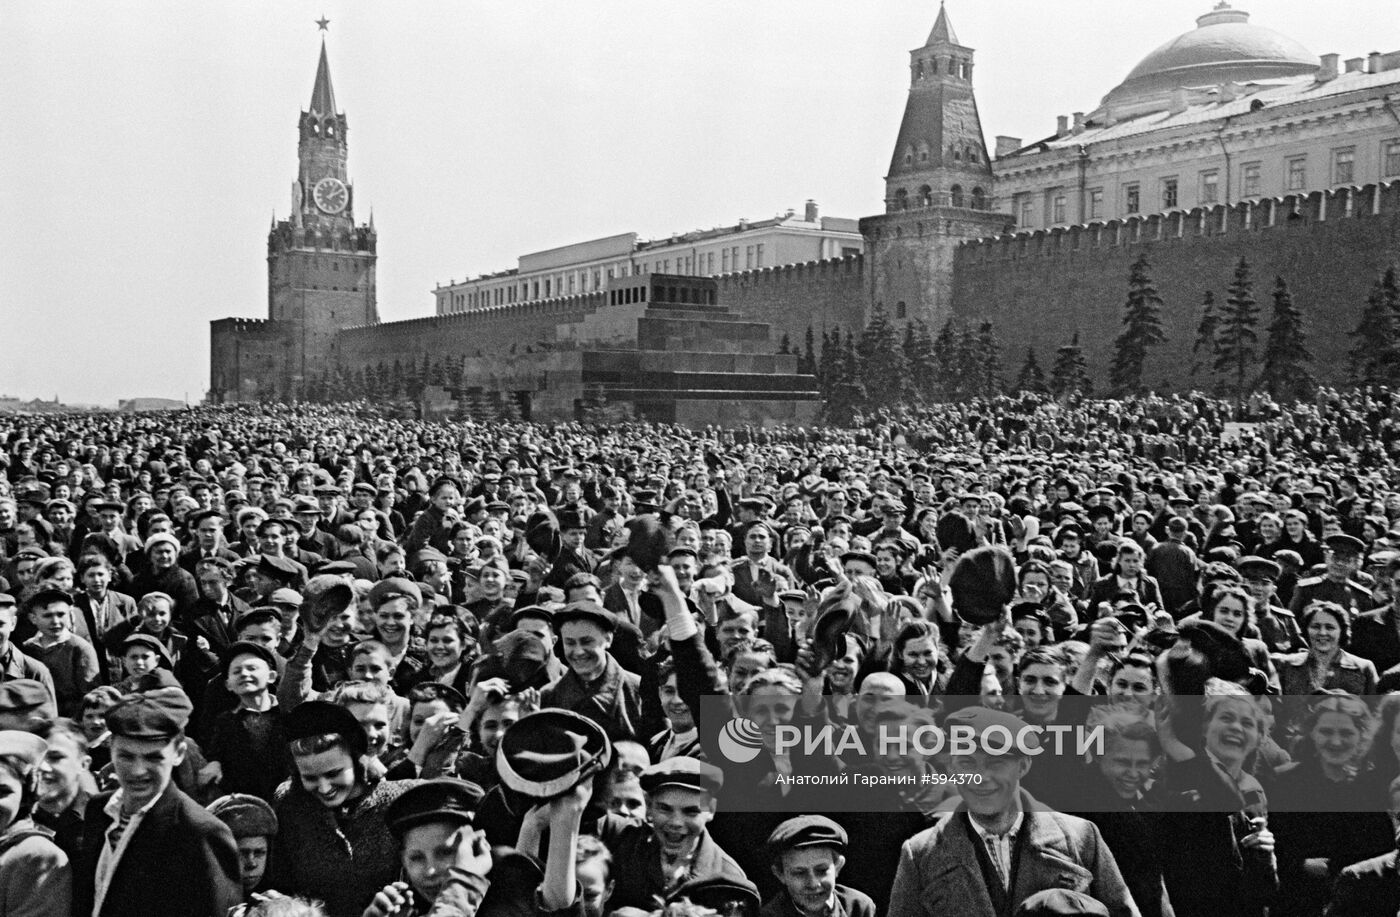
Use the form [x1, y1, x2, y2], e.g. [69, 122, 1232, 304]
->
[264, 30, 378, 398]
[858, 4, 1010, 329]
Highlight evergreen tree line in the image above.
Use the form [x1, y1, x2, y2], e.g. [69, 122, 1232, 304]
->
[793, 254, 1400, 419]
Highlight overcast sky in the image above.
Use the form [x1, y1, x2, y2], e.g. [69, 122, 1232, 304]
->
[2, 1, 1393, 405]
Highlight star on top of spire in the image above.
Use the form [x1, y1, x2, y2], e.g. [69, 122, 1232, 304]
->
[315, 15, 330, 31]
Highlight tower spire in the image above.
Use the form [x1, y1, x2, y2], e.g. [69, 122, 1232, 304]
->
[308, 39, 337, 115]
[927, 2, 959, 47]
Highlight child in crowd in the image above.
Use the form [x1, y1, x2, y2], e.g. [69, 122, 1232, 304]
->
[22, 588, 101, 717]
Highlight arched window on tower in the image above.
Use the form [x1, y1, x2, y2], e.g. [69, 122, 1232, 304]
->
[966, 147, 980, 163]
[915, 61, 924, 80]
[951, 145, 961, 162]
[325, 122, 335, 138]
[917, 143, 930, 163]
[310, 121, 320, 136]
[919, 185, 933, 208]
[948, 58, 958, 76]
[950, 185, 964, 207]
[895, 301, 907, 319]
[971, 187, 987, 209]
[903, 147, 914, 167]
[894, 188, 909, 211]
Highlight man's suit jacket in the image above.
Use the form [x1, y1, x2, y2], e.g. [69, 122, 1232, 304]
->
[74, 782, 242, 917]
[729, 556, 793, 608]
[72, 591, 138, 647]
[888, 793, 1141, 917]
[1085, 573, 1164, 614]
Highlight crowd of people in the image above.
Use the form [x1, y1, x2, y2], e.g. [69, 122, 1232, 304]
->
[3, 390, 1400, 917]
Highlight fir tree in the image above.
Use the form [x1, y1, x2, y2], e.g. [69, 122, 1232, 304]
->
[1015, 347, 1047, 394]
[955, 324, 980, 401]
[1349, 272, 1400, 386]
[904, 319, 937, 401]
[1214, 257, 1260, 413]
[802, 325, 817, 375]
[1050, 332, 1092, 399]
[1258, 277, 1315, 400]
[818, 328, 836, 399]
[1109, 254, 1167, 394]
[931, 318, 958, 401]
[857, 303, 907, 406]
[778, 333, 792, 355]
[975, 320, 1004, 398]
[1190, 290, 1219, 382]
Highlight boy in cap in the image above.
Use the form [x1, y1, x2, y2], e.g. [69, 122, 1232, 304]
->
[598, 756, 748, 912]
[0, 729, 73, 917]
[364, 778, 493, 917]
[888, 707, 1137, 917]
[207, 794, 279, 900]
[73, 687, 242, 917]
[0, 592, 57, 700]
[201, 641, 287, 801]
[22, 587, 101, 717]
[761, 815, 875, 917]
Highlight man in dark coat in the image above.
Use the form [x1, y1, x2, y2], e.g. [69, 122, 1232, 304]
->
[73, 685, 242, 917]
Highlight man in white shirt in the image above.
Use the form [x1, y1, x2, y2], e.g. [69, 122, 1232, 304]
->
[73, 684, 241, 917]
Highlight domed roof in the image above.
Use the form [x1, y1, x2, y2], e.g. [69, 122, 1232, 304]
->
[1102, 4, 1317, 111]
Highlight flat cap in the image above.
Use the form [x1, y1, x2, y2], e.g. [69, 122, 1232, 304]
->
[369, 577, 423, 611]
[1238, 556, 1281, 580]
[667, 876, 761, 915]
[207, 794, 279, 838]
[639, 756, 724, 795]
[765, 815, 847, 861]
[256, 554, 301, 582]
[385, 778, 486, 837]
[106, 687, 192, 740]
[234, 607, 284, 632]
[269, 587, 304, 607]
[943, 706, 1039, 754]
[0, 680, 55, 717]
[292, 496, 322, 515]
[0, 730, 47, 768]
[221, 640, 281, 678]
[552, 601, 617, 634]
[1014, 889, 1110, 917]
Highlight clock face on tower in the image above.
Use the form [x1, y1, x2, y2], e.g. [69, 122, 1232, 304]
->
[313, 176, 348, 214]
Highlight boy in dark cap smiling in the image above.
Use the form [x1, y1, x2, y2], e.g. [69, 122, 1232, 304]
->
[761, 815, 875, 917]
[73, 686, 242, 917]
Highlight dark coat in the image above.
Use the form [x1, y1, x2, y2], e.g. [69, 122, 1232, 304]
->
[73, 782, 242, 917]
[1329, 850, 1400, 917]
[888, 794, 1140, 917]
[1352, 605, 1400, 674]
[598, 820, 748, 913]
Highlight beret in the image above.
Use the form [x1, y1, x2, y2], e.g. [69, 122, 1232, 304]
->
[765, 815, 847, 861]
[0, 679, 55, 717]
[106, 687, 193, 740]
[497, 709, 612, 799]
[385, 778, 486, 837]
[947, 545, 1018, 625]
[0, 730, 47, 768]
[207, 794, 279, 838]
[369, 577, 423, 611]
[283, 700, 368, 758]
[143, 532, 181, 554]
[639, 756, 724, 796]
[943, 706, 1039, 754]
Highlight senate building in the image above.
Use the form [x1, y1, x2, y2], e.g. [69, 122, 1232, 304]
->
[211, 4, 1400, 414]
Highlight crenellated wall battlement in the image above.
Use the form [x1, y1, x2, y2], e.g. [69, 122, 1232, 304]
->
[958, 180, 1400, 262]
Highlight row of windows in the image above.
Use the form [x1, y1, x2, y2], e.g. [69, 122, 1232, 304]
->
[913, 57, 971, 81]
[891, 184, 988, 211]
[1018, 140, 1400, 228]
[439, 242, 777, 312]
[901, 144, 981, 167]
